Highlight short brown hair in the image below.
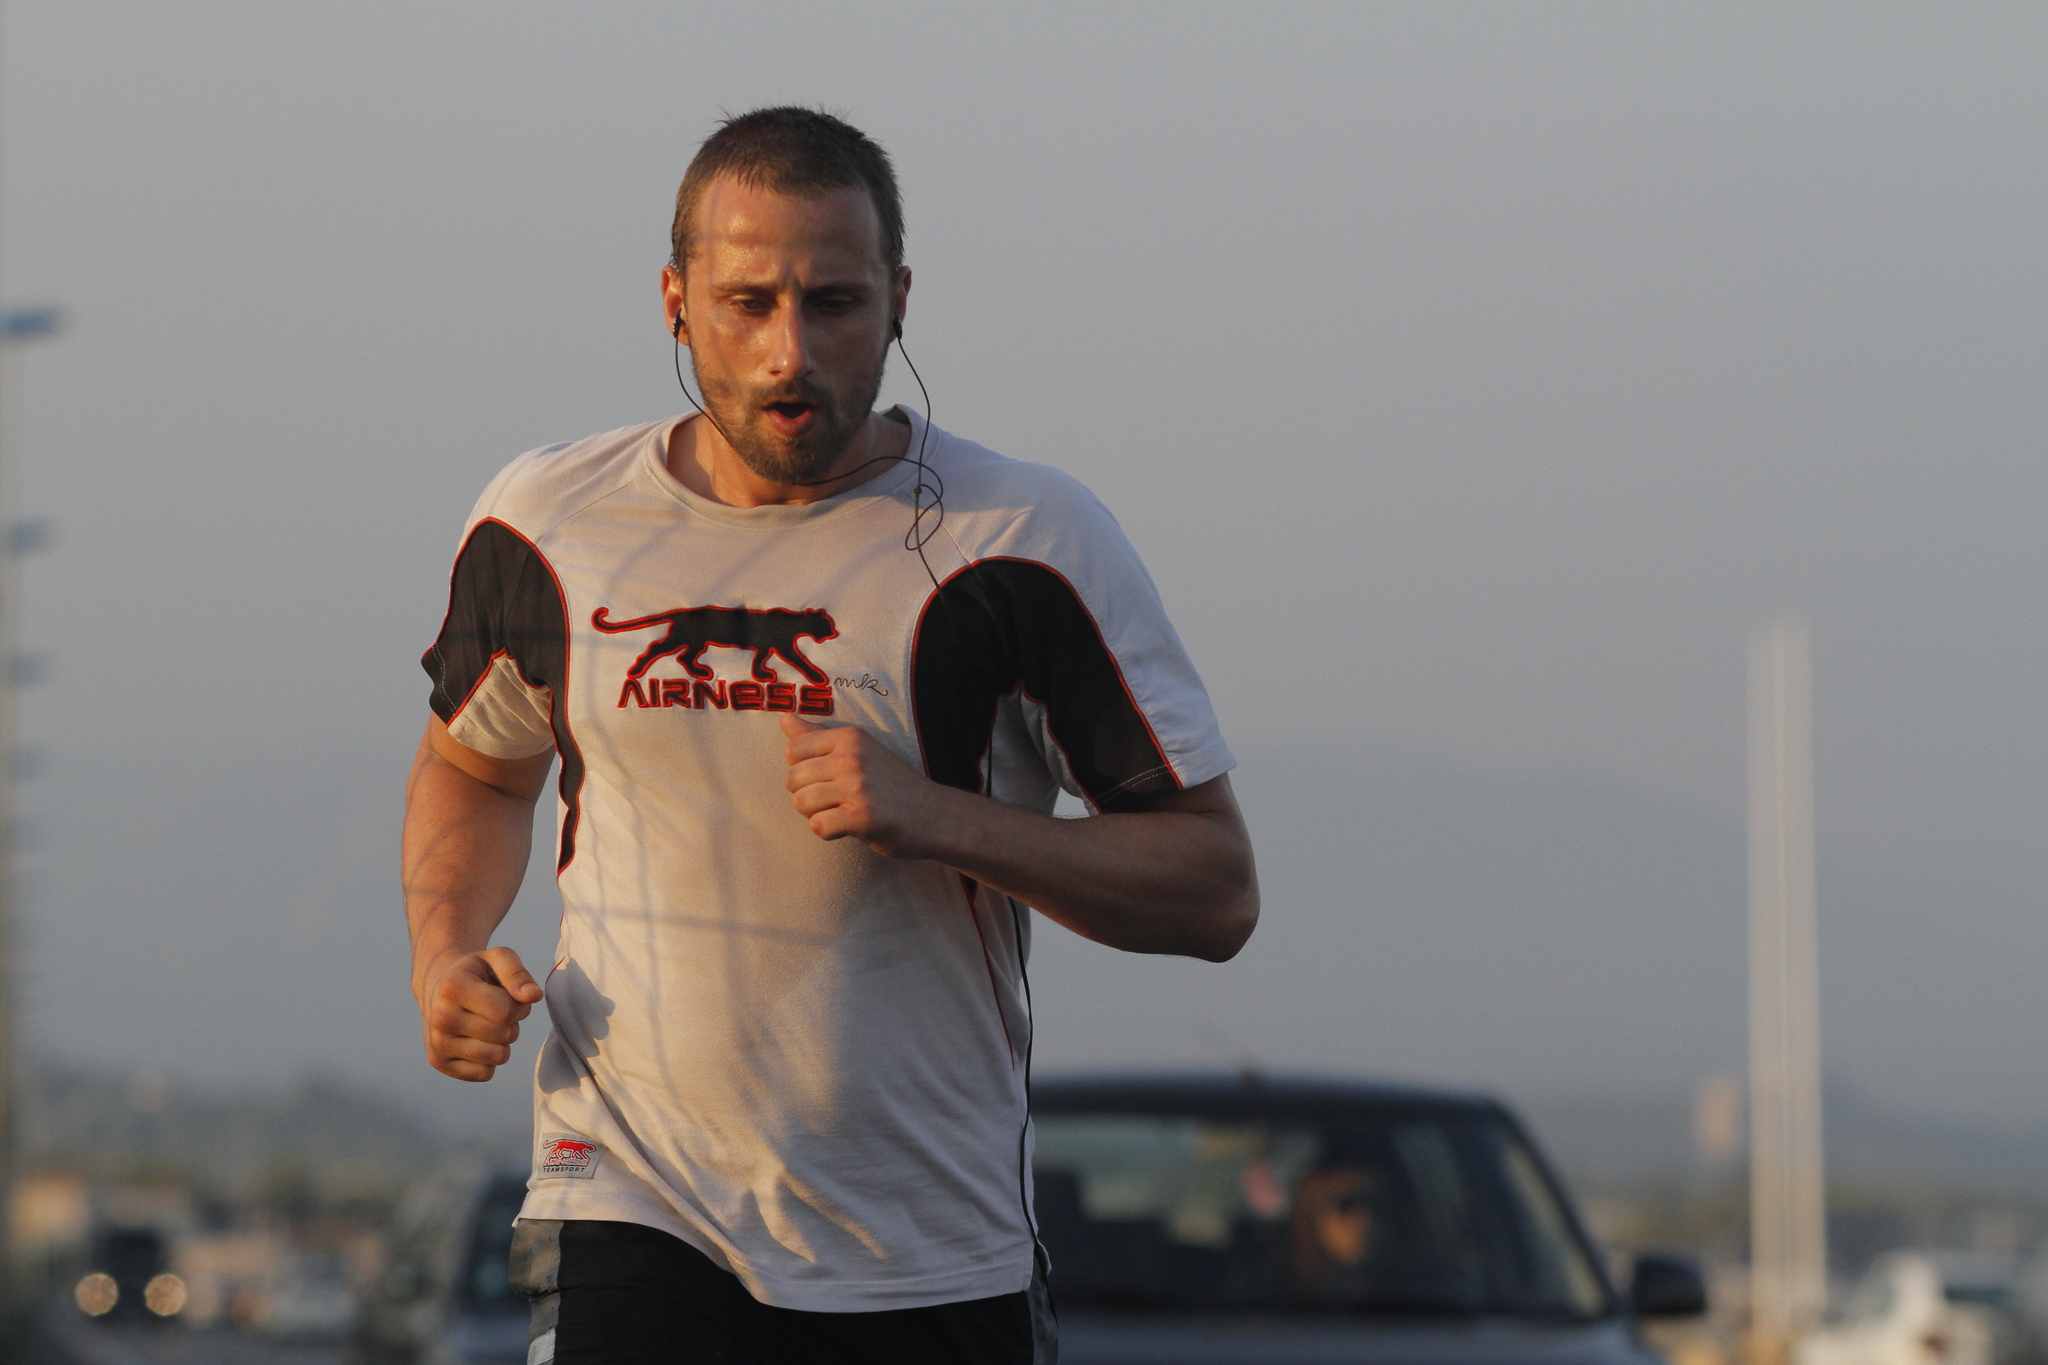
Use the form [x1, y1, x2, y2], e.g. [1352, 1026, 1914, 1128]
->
[670, 107, 904, 277]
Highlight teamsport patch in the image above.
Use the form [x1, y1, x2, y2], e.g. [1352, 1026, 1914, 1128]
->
[537, 1132, 602, 1180]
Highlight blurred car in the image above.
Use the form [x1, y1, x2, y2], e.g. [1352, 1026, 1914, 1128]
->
[75, 1225, 182, 1324]
[2005, 1248, 2048, 1365]
[1032, 1073, 1705, 1365]
[1799, 1252, 1995, 1365]
[1927, 1252, 2033, 1365]
[353, 1165, 529, 1365]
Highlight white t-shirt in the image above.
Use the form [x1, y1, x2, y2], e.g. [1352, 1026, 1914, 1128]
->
[423, 409, 1234, 1311]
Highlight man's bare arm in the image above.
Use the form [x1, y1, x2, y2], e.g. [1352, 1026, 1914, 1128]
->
[781, 717, 1257, 961]
[402, 718, 554, 1080]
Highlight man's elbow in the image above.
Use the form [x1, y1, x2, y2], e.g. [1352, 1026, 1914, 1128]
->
[1179, 785, 1257, 962]
[1190, 866, 1260, 963]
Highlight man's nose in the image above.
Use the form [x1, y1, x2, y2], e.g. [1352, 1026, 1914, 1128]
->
[762, 301, 814, 379]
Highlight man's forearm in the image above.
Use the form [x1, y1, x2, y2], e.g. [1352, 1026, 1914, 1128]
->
[402, 731, 543, 1002]
[781, 720, 1258, 961]
[918, 778, 1258, 963]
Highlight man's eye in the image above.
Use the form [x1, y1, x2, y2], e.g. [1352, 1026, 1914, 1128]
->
[734, 298, 771, 314]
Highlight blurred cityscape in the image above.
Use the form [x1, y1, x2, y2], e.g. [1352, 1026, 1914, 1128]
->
[8, 1061, 516, 1363]
[10, 1061, 2048, 1363]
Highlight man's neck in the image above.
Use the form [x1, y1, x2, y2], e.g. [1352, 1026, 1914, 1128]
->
[666, 408, 911, 508]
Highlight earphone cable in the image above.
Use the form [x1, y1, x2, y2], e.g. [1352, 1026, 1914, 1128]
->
[670, 330, 948, 594]
[671, 334, 745, 457]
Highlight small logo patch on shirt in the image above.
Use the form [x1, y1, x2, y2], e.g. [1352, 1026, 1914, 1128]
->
[537, 1132, 602, 1179]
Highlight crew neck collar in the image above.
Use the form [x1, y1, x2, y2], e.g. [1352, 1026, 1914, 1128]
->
[641, 407, 929, 529]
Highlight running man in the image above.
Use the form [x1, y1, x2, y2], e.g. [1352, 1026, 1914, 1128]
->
[403, 106, 1258, 1364]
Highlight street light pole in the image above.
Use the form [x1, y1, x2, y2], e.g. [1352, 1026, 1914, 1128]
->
[0, 1, 70, 1313]
[0, 0, 10, 1296]
[0, 308, 62, 1290]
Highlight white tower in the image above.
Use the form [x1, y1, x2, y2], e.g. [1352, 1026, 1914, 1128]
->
[1747, 618, 1827, 1361]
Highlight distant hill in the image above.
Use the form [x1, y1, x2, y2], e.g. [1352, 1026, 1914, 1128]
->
[1519, 1083, 2048, 1196]
[20, 1058, 457, 1217]
[1517, 1083, 2048, 1267]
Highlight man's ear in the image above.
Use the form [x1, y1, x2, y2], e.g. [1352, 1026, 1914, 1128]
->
[891, 266, 912, 331]
[661, 263, 689, 345]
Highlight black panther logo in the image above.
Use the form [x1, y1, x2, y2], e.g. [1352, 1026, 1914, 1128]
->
[591, 605, 838, 685]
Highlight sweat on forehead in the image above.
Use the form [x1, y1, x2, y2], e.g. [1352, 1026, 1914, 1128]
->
[671, 106, 904, 276]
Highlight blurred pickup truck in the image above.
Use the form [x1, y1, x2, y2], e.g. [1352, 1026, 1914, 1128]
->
[1033, 1072, 1706, 1365]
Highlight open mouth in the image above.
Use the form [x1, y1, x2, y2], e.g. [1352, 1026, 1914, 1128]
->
[763, 400, 818, 437]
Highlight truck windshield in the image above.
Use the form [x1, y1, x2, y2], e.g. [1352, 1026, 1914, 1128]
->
[1032, 1107, 1609, 1318]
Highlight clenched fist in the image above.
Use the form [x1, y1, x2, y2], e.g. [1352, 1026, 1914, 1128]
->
[417, 945, 545, 1082]
[781, 714, 954, 858]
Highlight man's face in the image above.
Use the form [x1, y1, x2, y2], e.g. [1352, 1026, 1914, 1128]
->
[669, 176, 908, 485]
[1297, 1167, 1378, 1269]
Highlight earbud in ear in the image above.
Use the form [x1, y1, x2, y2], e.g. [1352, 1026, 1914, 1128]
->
[892, 315, 904, 340]
[671, 314, 684, 339]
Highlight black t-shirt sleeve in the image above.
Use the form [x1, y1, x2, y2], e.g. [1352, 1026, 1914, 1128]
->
[419, 518, 587, 867]
[422, 519, 566, 734]
[910, 559, 1183, 814]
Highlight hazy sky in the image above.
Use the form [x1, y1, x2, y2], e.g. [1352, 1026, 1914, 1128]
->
[3, 3, 2043, 1138]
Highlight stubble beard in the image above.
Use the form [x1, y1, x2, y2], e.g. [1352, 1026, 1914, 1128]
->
[695, 350, 888, 487]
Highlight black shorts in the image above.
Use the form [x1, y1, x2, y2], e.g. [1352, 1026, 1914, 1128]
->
[511, 1219, 1057, 1365]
